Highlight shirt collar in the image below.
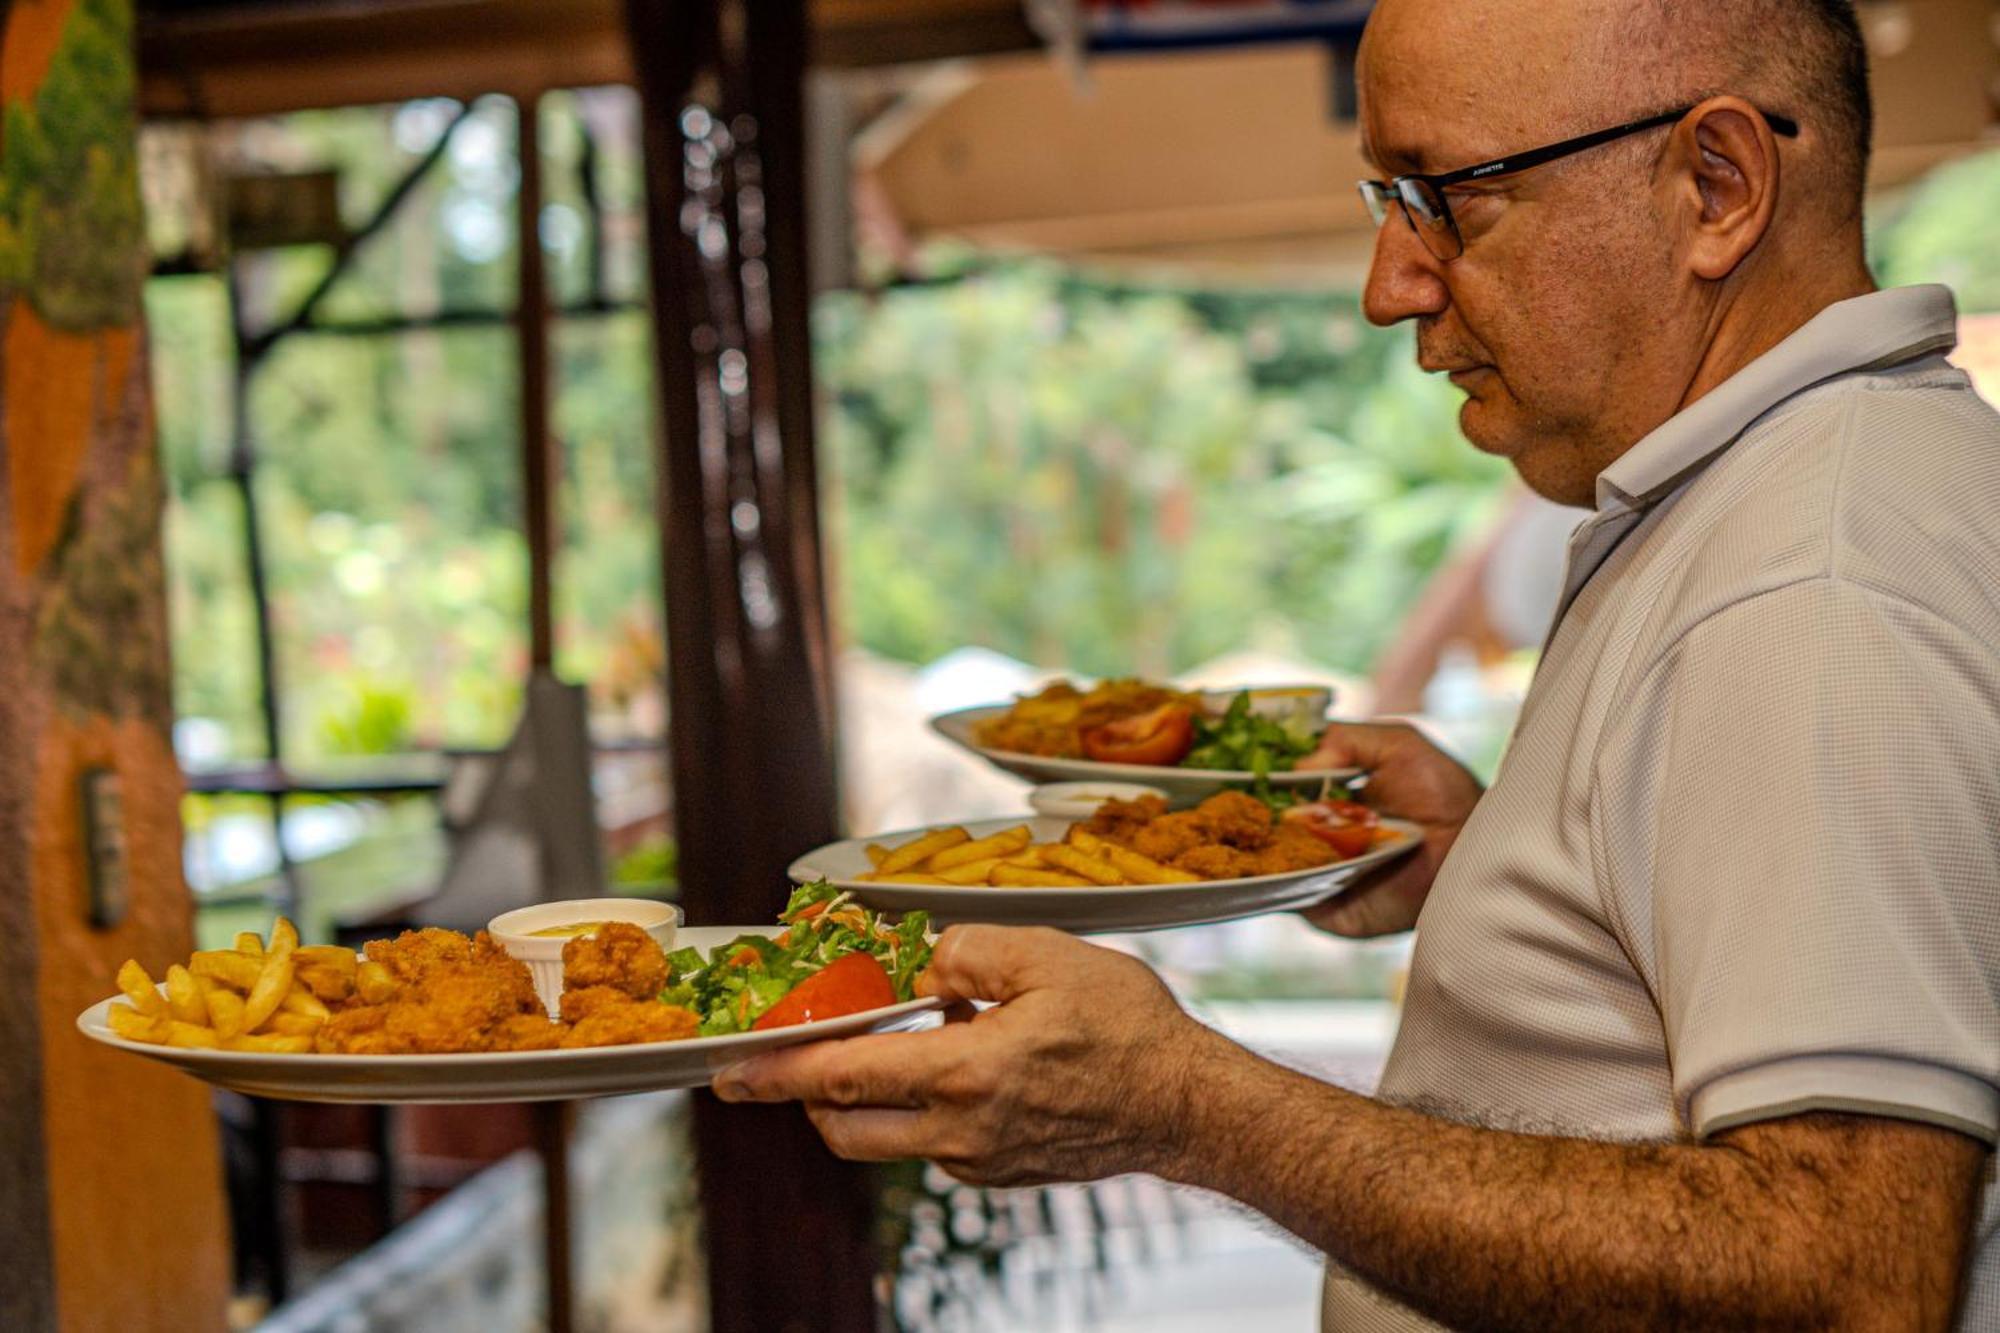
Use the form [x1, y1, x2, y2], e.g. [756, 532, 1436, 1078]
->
[1593, 284, 1961, 513]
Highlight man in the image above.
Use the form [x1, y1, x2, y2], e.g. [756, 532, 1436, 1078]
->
[720, 0, 2000, 1326]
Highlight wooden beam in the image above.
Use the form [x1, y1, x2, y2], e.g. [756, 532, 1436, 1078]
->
[138, 0, 1037, 119]
[139, 0, 634, 116]
[625, 0, 873, 1328]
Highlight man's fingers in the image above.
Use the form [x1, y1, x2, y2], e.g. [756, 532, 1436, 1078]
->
[1297, 720, 1402, 772]
[914, 924, 1086, 1006]
[805, 1105, 933, 1162]
[1300, 862, 1428, 937]
[714, 1029, 954, 1107]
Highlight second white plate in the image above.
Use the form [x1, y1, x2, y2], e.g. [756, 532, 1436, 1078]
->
[929, 704, 1361, 803]
[788, 816, 1420, 933]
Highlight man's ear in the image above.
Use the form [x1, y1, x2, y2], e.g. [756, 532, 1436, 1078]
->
[1670, 96, 1781, 281]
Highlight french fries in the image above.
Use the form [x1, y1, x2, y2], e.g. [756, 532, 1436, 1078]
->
[928, 827, 1032, 870]
[877, 827, 970, 875]
[1040, 844, 1126, 887]
[107, 918, 340, 1053]
[1067, 827, 1202, 885]
[853, 822, 1193, 889]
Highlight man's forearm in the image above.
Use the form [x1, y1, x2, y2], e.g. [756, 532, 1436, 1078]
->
[1162, 1036, 1980, 1332]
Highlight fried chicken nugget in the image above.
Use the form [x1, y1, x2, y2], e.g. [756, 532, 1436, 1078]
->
[363, 927, 477, 986]
[378, 970, 521, 1053]
[1130, 813, 1209, 862]
[560, 1001, 699, 1049]
[1255, 825, 1343, 876]
[492, 1013, 568, 1051]
[1176, 844, 1261, 880]
[559, 984, 637, 1024]
[1193, 791, 1275, 846]
[1083, 795, 1169, 842]
[561, 922, 669, 1000]
[316, 1004, 391, 1054]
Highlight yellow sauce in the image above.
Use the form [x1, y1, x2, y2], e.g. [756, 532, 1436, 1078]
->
[527, 921, 608, 938]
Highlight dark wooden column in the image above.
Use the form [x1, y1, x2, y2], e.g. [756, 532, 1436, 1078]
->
[516, 91, 557, 674]
[624, 2, 871, 1331]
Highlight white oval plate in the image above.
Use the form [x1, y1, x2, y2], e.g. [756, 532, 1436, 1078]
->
[74, 927, 941, 1105]
[788, 816, 1420, 934]
[929, 704, 1361, 803]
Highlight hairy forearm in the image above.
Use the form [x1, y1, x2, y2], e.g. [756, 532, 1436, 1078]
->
[1162, 1037, 1977, 1332]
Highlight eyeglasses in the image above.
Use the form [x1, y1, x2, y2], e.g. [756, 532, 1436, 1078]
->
[1359, 105, 1800, 262]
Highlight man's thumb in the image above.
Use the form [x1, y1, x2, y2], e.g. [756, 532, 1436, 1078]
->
[915, 925, 1072, 1005]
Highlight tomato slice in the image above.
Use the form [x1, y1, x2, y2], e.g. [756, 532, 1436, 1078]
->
[1080, 704, 1196, 767]
[751, 952, 897, 1031]
[1282, 800, 1380, 859]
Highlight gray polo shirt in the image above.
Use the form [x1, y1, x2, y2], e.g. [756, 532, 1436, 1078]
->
[1323, 285, 2000, 1330]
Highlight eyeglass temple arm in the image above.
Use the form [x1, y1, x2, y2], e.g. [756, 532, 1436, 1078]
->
[1426, 106, 1800, 190]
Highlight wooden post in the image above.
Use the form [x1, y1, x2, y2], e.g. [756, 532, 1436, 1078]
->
[624, 1, 876, 1329]
[515, 90, 578, 1333]
[518, 92, 556, 673]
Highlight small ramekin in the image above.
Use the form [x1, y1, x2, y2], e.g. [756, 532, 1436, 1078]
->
[1028, 781, 1170, 821]
[488, 898, 681, 1017]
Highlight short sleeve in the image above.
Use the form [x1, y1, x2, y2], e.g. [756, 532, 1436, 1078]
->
[1597, 576, 2000, 1144]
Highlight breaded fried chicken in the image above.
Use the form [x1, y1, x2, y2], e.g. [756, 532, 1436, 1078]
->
[1193, 791, 1275, 846]
[320, 928, 546, 1053]
[562, 921, 669, 1000]
[1255, 824, 1343, 875]
[363, 927, 477, 985]
[1084, 795, 1169, 843]
[1083, 791, 1339, 882]
[1177, 844, 1262, 880]
[560, 1000, 699, 1049]
[1130, 813, 1208, 862]
[316, 923, 700, 1055]
[491, 1013, 568, 1051]
[559, 984, 637, 1024]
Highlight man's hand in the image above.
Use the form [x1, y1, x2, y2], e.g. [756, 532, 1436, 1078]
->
[1296, 721, 1484, 936]
[712, 925, 1234, 1187]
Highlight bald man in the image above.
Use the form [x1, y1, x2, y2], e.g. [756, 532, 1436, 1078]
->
[719, 2, 2000, 1327]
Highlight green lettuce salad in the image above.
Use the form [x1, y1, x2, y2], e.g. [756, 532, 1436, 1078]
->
[1181, 690, 1319, 778]
[662, 881, 933, 1037]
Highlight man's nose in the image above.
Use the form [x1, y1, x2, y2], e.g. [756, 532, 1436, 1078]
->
[1361, 213, 1450, 328]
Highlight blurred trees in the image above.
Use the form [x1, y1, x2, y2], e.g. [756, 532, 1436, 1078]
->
[143, 84, 1999, 774]
[817, 263, 1508, 679]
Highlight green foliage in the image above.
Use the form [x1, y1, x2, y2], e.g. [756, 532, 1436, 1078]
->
[0, 0, 145, 325]
[1870, 148, 2000, 311]
[610, 835, 678, 891]
[819, 262, 1509, 678]
[150, 97, 663, 761]
[318, 682, 416, 756]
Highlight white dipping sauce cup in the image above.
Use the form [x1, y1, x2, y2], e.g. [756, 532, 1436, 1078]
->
[1027, 781, 1171, 821]
[488, 898, 681, 1018]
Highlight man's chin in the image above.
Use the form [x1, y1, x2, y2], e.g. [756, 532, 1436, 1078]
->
[1457, 399, 1524, 460]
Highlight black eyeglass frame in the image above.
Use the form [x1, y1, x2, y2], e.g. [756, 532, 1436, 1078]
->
[1359, 104, 1801, 260]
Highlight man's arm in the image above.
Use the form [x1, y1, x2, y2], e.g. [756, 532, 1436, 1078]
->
[718, 927, 1990, 1333]
[1179, 1040, 1988, 1332]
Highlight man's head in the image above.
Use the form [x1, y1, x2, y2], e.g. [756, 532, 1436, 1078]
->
[1357, 0, 1874, 504]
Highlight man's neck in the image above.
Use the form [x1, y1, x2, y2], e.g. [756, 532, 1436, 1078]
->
[1678, 253, 1877, 414]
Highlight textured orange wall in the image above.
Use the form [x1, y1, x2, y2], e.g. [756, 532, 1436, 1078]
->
[33, 710, 233, 1332]
[2, 0, 233, 1327]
